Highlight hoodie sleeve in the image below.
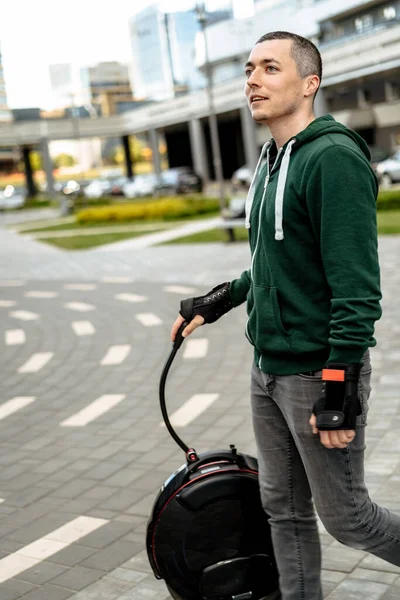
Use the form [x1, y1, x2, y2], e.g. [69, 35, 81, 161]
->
[229, 269, 251, 307]
[305, 144, 382, 365]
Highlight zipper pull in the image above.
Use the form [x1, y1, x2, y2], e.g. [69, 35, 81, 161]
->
[264, 175, 269, 189]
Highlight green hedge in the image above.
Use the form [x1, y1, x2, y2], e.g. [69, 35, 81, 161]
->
[377, 190, 400, 211]
[76, 196, 220, 224]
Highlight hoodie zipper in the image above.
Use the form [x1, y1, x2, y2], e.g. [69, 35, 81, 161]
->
[246, 146, 283, 362]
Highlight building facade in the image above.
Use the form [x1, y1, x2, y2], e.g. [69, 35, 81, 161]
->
[129, 4, 232, 100]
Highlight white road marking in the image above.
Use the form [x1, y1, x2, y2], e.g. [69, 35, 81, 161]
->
[10, 310, 39, 321]
[136, 313, 162, 327]
[60, 394, 126, 427]
[100, 345, 131, 366]
[163, 285, 196, 294]
[18, 353, 53, 374]
[0, 397, 36, 421]
[64, 283, 97, 290]
[25, 291, 58, 298]
[65, 302, 95, 312]
[102, 276, 133, 283]
[72, 321, 95, 336]
[0, 300, 16, 307]
[0, 516, 107, 584]
[183, 338, 209, 359]
[160, 393, 219, 428]
[5, 330, 26, 346]
[0, 499, 4, 504]
[0, 281, 26, 287]
[115, 293, 147, 303]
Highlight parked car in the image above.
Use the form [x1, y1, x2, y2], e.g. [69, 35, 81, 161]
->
[122, 174, 159, 199]
[82, 178, 113, 199]
[369, 146, 390, 174]
[231, 165, 252, 193]
[375, 150, 400, 188]
[155, 167, 202, 195]
[0, 185, 26, 210]
[226, 165, 252, 219]
[109, 176, 128, 196]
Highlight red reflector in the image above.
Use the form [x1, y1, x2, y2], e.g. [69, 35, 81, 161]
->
[322, 368, 345, 382]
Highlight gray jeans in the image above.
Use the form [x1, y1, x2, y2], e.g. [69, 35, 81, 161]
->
[251, 351, 400, 600]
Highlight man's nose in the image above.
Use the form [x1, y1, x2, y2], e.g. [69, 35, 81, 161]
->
[247, 71, 260, 88]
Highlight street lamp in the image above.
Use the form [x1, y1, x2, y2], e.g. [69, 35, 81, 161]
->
[195, 2, 225, 213]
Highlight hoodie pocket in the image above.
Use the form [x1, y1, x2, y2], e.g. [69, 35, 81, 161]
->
[247, 284, 292, 353]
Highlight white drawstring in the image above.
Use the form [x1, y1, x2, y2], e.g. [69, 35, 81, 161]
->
[244, 141, 272, 229]
[274, 139, 296, 241]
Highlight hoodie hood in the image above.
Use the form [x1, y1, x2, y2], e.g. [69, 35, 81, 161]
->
[244, 115, 371, 236]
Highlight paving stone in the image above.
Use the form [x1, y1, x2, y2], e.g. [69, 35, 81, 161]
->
[326, 578, 389, 599]
[78, 521, 135, 550]
[15, 560, 67, 585]
[50, 565, 106, 591]
[349, 567, 398, 585]
[17, 583, 75, 599]
[81, 540, 142, 571]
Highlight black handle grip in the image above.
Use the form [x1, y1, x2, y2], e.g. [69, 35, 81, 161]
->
[173, 320, 188, 351]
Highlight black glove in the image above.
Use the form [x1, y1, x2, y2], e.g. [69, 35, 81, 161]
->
[312, 363, 362, 430]
[179, 282, 233, 324]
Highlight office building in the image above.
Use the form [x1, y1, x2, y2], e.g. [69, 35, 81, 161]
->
[129, 4, 232, 100]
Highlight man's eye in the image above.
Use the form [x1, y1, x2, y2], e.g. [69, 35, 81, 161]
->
[267, 66, 278, 72]
[245, 70, 252, 77]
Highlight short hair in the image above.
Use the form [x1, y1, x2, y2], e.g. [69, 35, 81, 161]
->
[255, 31, 322, 95]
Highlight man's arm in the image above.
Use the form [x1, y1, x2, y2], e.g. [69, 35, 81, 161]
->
[229, 269, 252, 307]
[171, 269, 252, 341]
[305, 144, 382, 365]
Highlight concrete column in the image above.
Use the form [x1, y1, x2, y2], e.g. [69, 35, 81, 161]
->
[188, 118, 209, 184]
[357, 88, 369, 109]
[314, 89, 328, 118]
[40, 138, 55, 196]
[122, 134, 134, 179]
[384, 81, 397, 102]
[240, 105, 258, 173]
[22, 146, 37, 198]
[149, 129, 161, 178]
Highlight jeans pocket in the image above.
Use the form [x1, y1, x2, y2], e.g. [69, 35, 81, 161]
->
[297, 370, 323, 381]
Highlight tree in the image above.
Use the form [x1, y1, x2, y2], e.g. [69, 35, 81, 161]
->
[110, 136, 149, 165]
[53, 153, 77, 168]
[29, 151, 42, 171]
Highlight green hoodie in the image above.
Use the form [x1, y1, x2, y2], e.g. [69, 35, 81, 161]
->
[229, 115, 382, 375]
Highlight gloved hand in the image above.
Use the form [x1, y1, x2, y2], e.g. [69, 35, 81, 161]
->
[179, 282, 233, 324]
[312, 363, 362, 431]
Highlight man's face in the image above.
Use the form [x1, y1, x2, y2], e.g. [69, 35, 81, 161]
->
[244, 39, 306, 123]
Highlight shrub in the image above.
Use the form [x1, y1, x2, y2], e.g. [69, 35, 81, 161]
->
[75, 196, 220, 224]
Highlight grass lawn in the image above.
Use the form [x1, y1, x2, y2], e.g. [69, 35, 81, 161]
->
[41, 231, 148, 250]
[377, 210, 400, 233]
[162, 226, 249, 244]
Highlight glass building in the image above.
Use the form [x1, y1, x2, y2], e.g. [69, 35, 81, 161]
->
[129, 4, 232, 100]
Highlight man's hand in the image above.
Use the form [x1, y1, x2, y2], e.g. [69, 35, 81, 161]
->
[171, 314, 204, 342]
[309, 413, 355, 449]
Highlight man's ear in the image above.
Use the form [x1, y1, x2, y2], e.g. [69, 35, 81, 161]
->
[304, 75, 320, 98]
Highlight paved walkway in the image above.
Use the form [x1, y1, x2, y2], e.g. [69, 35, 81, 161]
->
[0, 221, 399, 599]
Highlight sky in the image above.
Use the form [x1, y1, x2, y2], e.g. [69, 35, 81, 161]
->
[0, 0, 252, 109]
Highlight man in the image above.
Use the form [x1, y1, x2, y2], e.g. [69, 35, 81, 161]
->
[171, 31, 400, 600]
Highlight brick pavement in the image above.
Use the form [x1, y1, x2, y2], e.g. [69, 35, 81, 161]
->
[0, 226, 399, 599]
